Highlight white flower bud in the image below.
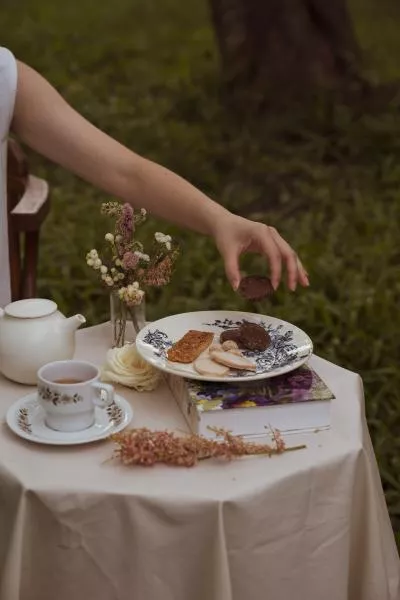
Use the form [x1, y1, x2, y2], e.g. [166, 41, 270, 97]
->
[93, 258, 102, 269]
[115, 259, 122, 267]
[105, 233, 115, 243]
[100, 265, 108, 274]
[135, 251, 150, 262]
[87, 258, 94, 267]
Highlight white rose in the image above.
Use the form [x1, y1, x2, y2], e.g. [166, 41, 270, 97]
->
[101, 343, 160, 391]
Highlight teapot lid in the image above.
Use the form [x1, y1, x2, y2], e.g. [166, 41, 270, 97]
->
[5, 299, 58, 319]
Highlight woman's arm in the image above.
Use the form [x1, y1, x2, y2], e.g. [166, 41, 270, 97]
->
[11, 60, 308, 291]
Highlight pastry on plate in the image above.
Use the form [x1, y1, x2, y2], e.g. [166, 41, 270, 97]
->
[193, 356, 230, 376]
[167, 330, 214, 364]
[209, 350, 256, 371]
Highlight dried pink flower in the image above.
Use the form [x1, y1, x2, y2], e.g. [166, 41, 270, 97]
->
[117, 203, 134, 244]
[143, 256, 173, 287]
[122, 251, 139, 270]
[110, 427, 305, 468]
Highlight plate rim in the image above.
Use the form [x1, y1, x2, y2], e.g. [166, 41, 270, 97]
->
[6, 392, 133, 446]
[136, 310, 313, 382]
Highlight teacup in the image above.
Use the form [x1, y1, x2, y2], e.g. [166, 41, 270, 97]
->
[37, 360, 114, 432]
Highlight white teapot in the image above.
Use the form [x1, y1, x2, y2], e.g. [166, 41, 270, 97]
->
[0, 298, 86, 385]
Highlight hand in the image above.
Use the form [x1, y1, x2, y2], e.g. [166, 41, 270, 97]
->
[213, 214, 309, 292]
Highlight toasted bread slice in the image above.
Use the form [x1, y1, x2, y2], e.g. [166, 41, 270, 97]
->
[167, 330, 214, 364]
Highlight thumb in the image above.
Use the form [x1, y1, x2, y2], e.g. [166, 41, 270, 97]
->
[222, 249, 241, 290]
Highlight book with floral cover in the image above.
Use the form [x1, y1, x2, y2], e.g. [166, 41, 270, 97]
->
[165, 365, 334, 438]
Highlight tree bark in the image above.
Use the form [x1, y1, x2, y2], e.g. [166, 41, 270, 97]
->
[209, 0, 362, 108]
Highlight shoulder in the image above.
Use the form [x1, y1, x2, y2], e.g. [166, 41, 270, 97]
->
[0, 47, 17, 139]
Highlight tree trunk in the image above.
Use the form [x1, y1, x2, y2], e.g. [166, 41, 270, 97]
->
[209, 0, 362, 108]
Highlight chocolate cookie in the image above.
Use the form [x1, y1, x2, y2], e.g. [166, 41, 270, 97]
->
[220, 328, 245, 348]
[238, 276, 274, 301]
[238, 322, 271, 351]
[220, 323, 271, 352]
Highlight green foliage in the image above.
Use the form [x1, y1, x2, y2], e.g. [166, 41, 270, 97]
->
[1, 0, 400, 544]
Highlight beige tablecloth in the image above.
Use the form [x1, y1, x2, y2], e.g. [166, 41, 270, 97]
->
[0, 323, 399, 600]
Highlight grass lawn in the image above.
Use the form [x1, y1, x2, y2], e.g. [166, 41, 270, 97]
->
[1, 0, 400, 546]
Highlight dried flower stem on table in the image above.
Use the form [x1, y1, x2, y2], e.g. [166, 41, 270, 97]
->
[110, 427, 306, 467]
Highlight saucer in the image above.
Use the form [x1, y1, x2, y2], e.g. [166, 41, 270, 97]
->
[6, 392, 133, 446]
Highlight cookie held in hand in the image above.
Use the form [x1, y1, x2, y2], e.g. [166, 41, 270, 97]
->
[238, 276, 274, 301]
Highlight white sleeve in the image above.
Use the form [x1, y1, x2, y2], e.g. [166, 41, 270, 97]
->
[0, 47, 17, 307]
[0, 47, 17, 141]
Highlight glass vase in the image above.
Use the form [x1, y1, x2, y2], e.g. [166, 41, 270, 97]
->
[110, 291, 146, 348]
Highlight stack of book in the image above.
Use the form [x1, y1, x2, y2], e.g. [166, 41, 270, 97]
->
[165, 365, 334, 438]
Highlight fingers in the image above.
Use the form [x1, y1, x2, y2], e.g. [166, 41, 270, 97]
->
[296, 256, 310, 288]
[269, 227, 309, 290]
[222, 248, 241, 290]
[256, 227, 282, 290]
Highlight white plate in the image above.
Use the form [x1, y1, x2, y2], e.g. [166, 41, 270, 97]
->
[136, 310, 313, 382]
[6, 393, 133, 446]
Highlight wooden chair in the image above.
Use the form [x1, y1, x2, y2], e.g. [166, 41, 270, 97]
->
[7, 139, 50, 301]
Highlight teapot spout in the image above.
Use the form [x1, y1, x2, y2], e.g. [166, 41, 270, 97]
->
[62, 314, 86, 332]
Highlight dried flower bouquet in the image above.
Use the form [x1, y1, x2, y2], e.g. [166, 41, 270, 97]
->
[86, 202, 179, 346]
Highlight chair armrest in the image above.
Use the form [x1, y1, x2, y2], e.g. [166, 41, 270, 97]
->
[10, 175, 50, 232]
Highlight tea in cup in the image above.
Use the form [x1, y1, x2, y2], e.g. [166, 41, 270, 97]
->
[37, 360, 114, 432]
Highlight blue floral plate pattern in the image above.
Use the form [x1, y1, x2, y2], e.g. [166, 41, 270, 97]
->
[136, 311, 313, 383]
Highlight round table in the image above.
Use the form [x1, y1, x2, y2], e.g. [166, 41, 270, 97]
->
[0, 324, 399, 600]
